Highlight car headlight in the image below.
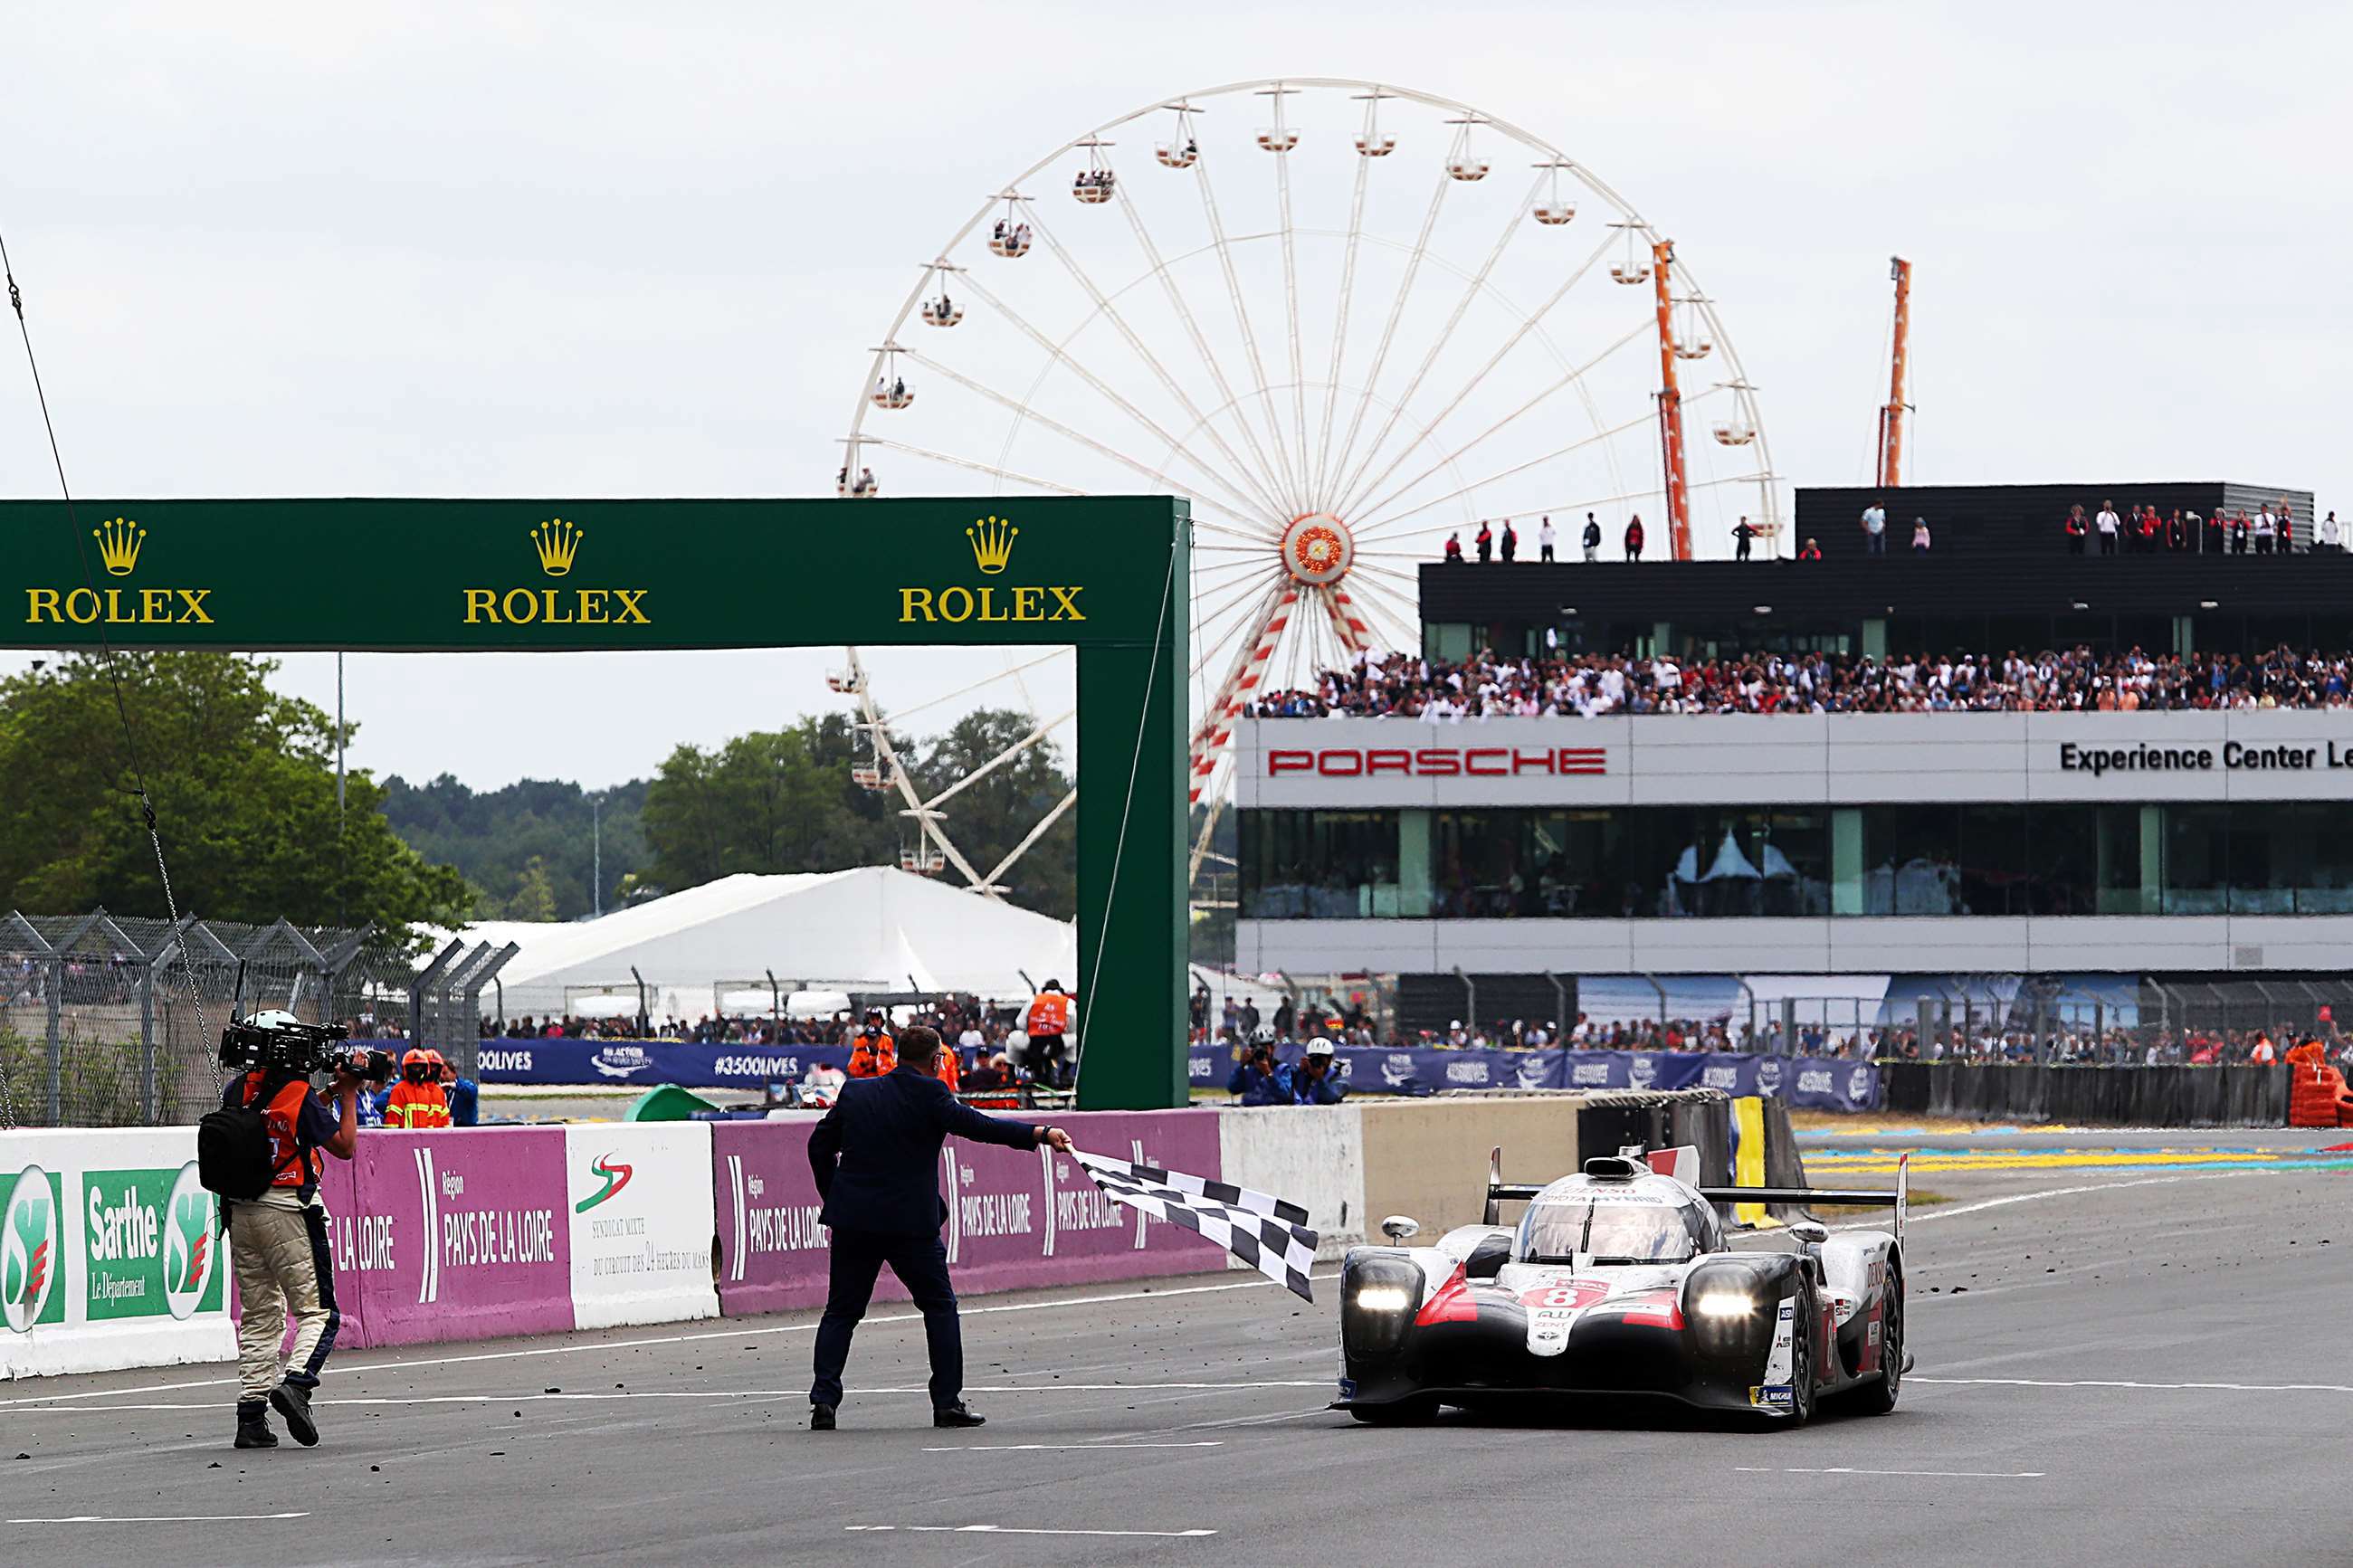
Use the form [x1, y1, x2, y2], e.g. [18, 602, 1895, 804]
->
[1693, 1290, 1758, 1318]
[1342, 1255, 1426, 1358]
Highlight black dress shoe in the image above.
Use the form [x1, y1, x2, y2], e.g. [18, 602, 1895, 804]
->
[932, 1403, 986, 1429]
[810, 1403, 836, 1431]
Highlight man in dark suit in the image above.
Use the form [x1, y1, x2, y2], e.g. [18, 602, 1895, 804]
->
[805, 1024, 1072, 1430]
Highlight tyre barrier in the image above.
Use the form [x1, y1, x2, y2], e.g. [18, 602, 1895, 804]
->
[1880, 1062, 2291, 1127]
[2287, 1063, 2353, 1127]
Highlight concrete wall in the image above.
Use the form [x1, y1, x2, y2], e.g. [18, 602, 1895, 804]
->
[1217, 1106, 1366, 1260]
[1358, 1096, 1581, 1234]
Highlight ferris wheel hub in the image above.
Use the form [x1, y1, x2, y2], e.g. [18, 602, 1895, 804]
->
[1278, 512, 1356, 586]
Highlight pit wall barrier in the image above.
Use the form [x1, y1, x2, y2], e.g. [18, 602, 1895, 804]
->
[1879, 1063, 2291, 1127]
[1216, 1106, 1366, 1260]
[16, 1093, 1781, 1380]
[710, 1109, 1228, 1317]
[0, 1128, 233, 1379]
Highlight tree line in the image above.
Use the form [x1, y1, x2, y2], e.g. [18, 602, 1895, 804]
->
[0, 653, 1078, 932]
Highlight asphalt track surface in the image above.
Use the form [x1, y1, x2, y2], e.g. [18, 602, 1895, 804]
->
[5, 1131, 2351, 1568]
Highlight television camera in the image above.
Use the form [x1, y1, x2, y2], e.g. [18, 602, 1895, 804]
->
[217, 1012, 390, 1083]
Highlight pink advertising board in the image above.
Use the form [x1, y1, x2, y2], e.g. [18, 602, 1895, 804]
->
[325, 1126, 575, 1347]
[712, 1109, 1228, 1316]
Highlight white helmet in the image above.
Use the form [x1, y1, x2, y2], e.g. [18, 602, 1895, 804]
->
[245, 1009, 300, 1032]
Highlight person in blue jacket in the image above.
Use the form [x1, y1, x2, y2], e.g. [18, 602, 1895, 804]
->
[438, 1056, 481, 1126]
[1227, 1042, 1290, 1104]
[1289, 1038, 1348, 1105]
[805, 1024, 1072, 1431]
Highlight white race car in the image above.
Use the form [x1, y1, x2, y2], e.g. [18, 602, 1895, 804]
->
[1336, 1149, 1910, 1425]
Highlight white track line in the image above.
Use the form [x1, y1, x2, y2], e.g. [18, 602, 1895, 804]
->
[25, 1383, 1332, 1415]
[0, 1271, 1339, 1411]
[1736, 1467, 2043, 1479]
[920, 1441, 1224, 1451]
[9, 1512, 311, 1524]
[1914, 1376, 2353, 1394]
[846, 1525, 1216, 1538]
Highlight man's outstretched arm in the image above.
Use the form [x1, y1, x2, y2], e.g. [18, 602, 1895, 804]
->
[933, 1089, 1072, 1153]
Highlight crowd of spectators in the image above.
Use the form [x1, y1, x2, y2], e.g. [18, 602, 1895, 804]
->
[1433, 499, 2338, 563]
[1245, 643, 2353, 719]
[1201, 1006, 2353, 1069]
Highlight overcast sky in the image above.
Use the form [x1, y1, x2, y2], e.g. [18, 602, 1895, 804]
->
[3, 2, 2344, 790]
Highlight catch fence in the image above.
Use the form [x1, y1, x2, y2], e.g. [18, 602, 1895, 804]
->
[0, 908, 516, 1127]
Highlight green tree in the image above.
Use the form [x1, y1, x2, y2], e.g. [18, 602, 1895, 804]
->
[639, 714, 900, 890]
[904, 708, 1076, 920]
[500, 855, 559, 922]
[0, 653, 471, 930]
[381, 774, 645, 920]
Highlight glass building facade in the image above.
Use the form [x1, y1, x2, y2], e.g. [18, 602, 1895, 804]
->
[1239, 803, 2353, 920]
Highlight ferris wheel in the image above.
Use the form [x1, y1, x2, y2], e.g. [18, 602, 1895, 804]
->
[838, 78, 1779, 891]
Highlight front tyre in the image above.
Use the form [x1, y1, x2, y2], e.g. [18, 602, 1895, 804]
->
[1855, 1261, 1905, 1415]
[1349, 1396, 1439, 1426]
[1778, 1280, 1817, 1429]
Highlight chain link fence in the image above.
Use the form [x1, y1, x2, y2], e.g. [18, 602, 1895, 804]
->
[0, 908, 514, 1129]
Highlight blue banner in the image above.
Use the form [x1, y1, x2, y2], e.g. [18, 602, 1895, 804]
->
[1189, 1042, 1880, 1111]
[456, 1036, 1879, 1111]
[465, 1037, 857, 1090]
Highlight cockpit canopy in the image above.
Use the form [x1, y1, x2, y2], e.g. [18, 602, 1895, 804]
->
[1516, 1183, 1720, 1264]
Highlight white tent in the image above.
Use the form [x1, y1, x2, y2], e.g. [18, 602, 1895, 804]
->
[459, 867, 1077, 1024]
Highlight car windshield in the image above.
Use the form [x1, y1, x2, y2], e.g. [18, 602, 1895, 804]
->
[1518, 1199, 1699, 1263]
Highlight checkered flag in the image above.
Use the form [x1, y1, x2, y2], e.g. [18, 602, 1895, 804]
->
[1071, 1150, 1318, 1302]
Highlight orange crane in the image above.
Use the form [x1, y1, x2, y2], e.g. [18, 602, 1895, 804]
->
[1876, 256, 1913, 488]
[1652, 239, 1692, 559]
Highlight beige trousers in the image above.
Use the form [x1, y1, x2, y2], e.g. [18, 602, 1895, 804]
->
[228, 1201, 339, 1403]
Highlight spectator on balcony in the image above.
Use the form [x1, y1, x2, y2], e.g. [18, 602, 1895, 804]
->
[1475, 520, 1494, 562]
[1538, 516, 1557, 561]
[2064, 504, 2088, 554]
[2168, 508, 2192, 552]
[1796, 537, 1822, 560]
[2280, 506, 2296, 554]
[1443, 530, 1463, 563]
[2094, 499, 2120, 555]
[1582, 513, 1602, 562]
[1624, 515, 1645, 563]
[2254, 506, 2277, 555]
[1861, 498, 1887, 556]
[1732, 516, 1760, 561]
[2232, 509, 2252, 553]
[2320, 510, 2343, 553]
[1910, 518, 1931, 554]
[1500, 518, 1518, 562]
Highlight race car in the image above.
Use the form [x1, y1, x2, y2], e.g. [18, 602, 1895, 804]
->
[1336, 1148, 1910, 1426]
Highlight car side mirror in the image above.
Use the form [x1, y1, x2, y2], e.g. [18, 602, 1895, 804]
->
[1787, 1221, 1830, 1245]
[1380, 1214, 1420, 1243]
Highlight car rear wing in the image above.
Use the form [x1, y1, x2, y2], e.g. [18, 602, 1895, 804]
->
[1698, 1151, 1910, 1240]
[1481, 1146, 1548, 1226]
[1487, 1148, 1910, 1240]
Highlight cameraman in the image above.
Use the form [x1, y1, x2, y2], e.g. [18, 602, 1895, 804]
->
[222, 1012, 360, 1449]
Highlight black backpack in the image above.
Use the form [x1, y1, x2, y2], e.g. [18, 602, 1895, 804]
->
[197, 1077, 301, 1202]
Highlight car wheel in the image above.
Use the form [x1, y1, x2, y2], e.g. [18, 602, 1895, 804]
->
[1781, 1282, 1816, 1429]
[1856, 1261, 1904, 1415]
[1349, 1396, 1439, 1426]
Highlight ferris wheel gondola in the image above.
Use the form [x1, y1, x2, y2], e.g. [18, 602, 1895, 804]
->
[834, 78, 1780, 896]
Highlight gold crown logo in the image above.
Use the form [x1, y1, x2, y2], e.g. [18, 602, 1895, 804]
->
[92, 518, 147, 577]
[530, 518, 583, 577]
[966, 515, 1017, 575]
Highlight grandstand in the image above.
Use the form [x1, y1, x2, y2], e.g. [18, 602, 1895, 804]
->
[1230, 489, 2353, 1049]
